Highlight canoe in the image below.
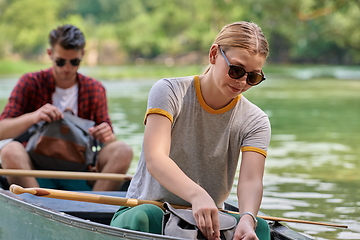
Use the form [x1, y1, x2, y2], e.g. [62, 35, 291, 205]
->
[0, 181, 313, 240]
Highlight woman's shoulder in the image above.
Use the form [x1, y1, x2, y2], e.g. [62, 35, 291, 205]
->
[239, 95, 268, 118]
[152, 76, 195, 92]
[156, 76, 194, 86]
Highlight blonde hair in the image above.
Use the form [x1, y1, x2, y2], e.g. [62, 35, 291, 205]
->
[203, 21, 269, 74]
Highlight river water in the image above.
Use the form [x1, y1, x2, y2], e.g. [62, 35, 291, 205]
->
[0, 66, 359, 239]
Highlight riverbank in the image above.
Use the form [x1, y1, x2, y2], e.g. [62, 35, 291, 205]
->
[1, 59, 360, 81]
[0, 59, 203, 79]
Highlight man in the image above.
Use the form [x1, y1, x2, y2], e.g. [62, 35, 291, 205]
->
[0, 24, 133, 191]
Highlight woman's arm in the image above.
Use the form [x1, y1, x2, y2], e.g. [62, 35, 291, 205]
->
[234, 151, 265, 240]
[144, 113, 221, 240]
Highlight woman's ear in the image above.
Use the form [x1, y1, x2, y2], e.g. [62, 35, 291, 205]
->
[209, 44, 218, 64]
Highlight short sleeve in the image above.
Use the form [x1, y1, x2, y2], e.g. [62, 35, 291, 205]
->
[144, 78, 181, 124]
[241, 114, 271, 157]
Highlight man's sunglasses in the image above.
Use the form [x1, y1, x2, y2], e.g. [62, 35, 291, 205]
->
[219, 46, 265, 86]
[54, 58, 81, 67]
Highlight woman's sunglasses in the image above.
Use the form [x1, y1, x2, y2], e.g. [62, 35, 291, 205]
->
[54, 58, 81, 67]
[219, 46, 265, 86]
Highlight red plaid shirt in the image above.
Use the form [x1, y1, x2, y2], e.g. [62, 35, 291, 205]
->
[0, 68, 112, 127]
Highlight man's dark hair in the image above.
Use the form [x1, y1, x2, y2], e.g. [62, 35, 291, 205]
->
[49, 24, 85, 50]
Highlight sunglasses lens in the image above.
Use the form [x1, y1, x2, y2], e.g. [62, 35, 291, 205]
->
[55, 58, 81, 67]
[247, 74, 264, 86]
[70, 59, 81, 66]
[55, 59, 66, 67]
[228, 66, 246, 79]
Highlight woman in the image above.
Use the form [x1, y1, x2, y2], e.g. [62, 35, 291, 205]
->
[111, 21, 271, 240]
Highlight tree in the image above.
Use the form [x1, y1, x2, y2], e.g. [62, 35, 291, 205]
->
[0, 0, 62, 58]
[0, 0, 359, 64]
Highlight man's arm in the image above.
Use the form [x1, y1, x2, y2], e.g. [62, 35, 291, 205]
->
[86, 82, 115, 144]
[0, 114, 37, 140]
[0, 104, 63, 140]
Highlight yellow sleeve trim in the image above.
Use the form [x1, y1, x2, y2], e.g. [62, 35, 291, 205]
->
[144, 108, 173, 125]
[241, 146, 267, 158]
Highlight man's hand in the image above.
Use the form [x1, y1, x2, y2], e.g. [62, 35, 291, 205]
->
[88, 122, 116, 144]
[32, 103, 63, 123]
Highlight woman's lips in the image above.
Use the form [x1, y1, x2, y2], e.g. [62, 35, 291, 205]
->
[228, 84, 241, 92]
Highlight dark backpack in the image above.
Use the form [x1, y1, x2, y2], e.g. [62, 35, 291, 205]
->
[25, 111, 99, 172]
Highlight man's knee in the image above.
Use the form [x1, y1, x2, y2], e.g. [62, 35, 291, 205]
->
[115, 141, 133, 160]
[1, 141, 26, 162]
[101, 141, 133, 163]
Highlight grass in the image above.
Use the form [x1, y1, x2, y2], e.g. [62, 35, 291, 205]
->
[0, 59, 49, 76]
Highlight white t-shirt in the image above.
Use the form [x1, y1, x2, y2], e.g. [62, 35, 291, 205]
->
[52, 84, 79, 115]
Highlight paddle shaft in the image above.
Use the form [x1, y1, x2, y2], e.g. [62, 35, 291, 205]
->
[222, 209, 347, 228]
[0, 169, 132, 181]
[9, 184, 187, 209]
[258, 215, 347, 228]
[9, 184, 348, 228]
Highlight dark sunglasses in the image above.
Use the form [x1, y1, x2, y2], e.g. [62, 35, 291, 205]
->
[219, 46, 265, 86]
[54, 58, 81, 67]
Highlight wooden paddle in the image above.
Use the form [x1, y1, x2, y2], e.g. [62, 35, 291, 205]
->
[10, 184, 348, 228]
[0, 169, 132, 181]
[9, 184, 186, 209]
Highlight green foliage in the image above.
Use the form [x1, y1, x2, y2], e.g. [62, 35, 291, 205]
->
[0, 0, 62, 57]
[0, 0, 359, 64]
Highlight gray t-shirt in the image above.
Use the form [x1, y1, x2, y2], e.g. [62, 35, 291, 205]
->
[127, 76, 271, 207]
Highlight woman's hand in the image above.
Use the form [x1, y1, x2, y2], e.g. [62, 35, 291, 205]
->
[233, 216, 258, 240]
[191, 195, 220, 240]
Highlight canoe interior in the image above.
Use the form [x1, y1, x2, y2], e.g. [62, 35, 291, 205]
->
[19, 190, 126, 225]
[0, 178, 313, 240]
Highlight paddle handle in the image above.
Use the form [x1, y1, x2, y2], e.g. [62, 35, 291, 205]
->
[9, 184, 348, 229]
[0, 169, 132, 181]
[9, 184, 187, 209]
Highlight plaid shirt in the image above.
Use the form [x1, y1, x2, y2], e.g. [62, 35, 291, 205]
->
[0, 68, 112, 127]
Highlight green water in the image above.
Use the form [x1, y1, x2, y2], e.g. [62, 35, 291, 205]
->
[0, 66, 359, 239]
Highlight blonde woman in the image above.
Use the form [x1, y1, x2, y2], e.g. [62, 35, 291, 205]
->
[111, 21, 271, 240]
